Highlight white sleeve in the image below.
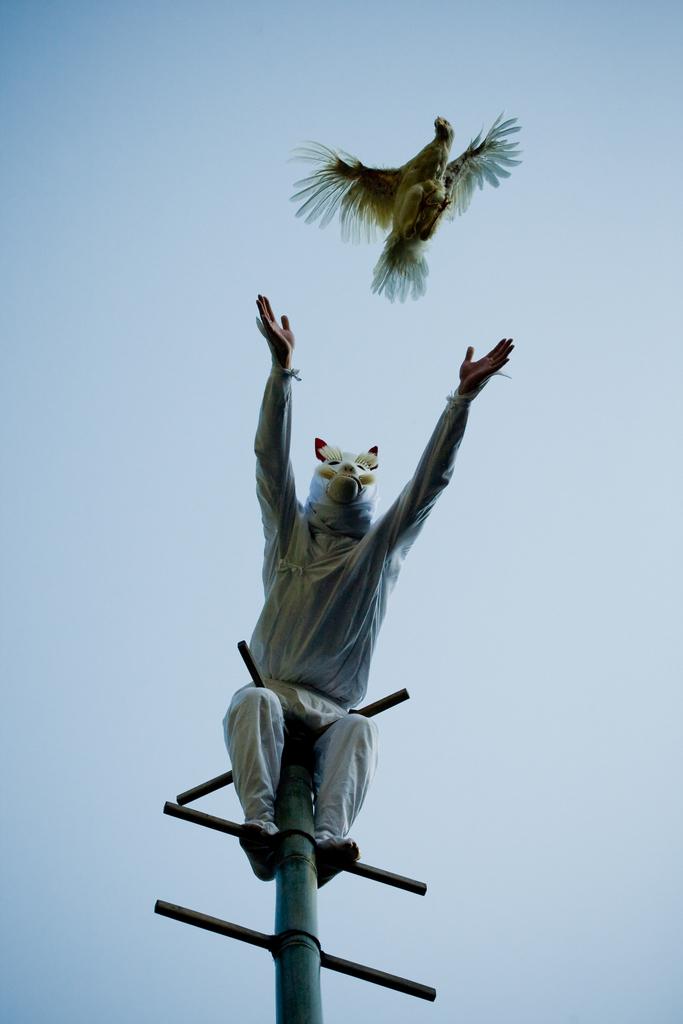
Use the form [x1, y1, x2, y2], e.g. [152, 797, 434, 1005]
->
[253, 365, 302, 584]
[370, 389, 478, 560]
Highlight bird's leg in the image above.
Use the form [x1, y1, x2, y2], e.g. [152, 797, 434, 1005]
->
[418, 205, 443, 241]
[394, 184, 425, 240]
[416, 180, 447, 241]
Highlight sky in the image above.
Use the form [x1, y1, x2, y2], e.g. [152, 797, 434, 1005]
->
[1, 1, 682, 1021]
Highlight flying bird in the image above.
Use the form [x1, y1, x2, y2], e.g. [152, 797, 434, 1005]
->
[291, 114, 522, 302]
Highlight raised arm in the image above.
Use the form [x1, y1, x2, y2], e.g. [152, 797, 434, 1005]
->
[253, 295, 301, 561]
[373, 338, 514, 558]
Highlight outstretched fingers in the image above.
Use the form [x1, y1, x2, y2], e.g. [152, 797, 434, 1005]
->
[256, 294, 274, 325]
[256, 295, 294, 343]
[488, 340, 514, 367]
[256, 294, 268, 327]
[488, 337, 514, 359]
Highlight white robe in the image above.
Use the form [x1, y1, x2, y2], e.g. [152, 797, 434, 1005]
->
[225, 363, 479, 839]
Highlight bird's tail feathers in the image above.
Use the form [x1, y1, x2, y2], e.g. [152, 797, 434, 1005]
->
[371, 235, 429, 303]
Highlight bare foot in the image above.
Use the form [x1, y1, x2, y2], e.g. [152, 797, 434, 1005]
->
[316, 836, 360, 864]
[242, 820, 279, 839]
[239, 821, 278, 882]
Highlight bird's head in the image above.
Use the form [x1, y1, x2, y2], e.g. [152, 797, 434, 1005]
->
[434, 117, 454, 143]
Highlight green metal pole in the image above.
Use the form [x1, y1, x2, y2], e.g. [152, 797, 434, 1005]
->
[273, 734, 323, 1024]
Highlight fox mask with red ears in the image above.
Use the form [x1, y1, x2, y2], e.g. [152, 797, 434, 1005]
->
[305, 439, 379, 537]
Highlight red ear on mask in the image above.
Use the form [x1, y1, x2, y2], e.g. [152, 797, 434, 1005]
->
[315, 438, 328, 462]
[369, 446, 378, 456]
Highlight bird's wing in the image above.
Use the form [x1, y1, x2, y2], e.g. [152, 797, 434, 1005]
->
[291, 144, 402, 243]
[444, 115, 521, 219]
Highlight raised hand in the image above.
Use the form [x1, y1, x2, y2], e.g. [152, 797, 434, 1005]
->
[458, 338, 514, 396]
[256, 294, 295, 370]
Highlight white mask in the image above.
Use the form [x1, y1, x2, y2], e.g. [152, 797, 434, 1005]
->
[305, 439, 379, 538]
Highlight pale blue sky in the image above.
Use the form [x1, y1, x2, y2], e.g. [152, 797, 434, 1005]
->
[2, 2, 682, 1022]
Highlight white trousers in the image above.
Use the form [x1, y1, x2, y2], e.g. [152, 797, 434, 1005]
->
[223, 680, 379, 841]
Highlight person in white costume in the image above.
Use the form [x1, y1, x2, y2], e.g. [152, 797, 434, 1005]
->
[224, 294, 513, 870]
